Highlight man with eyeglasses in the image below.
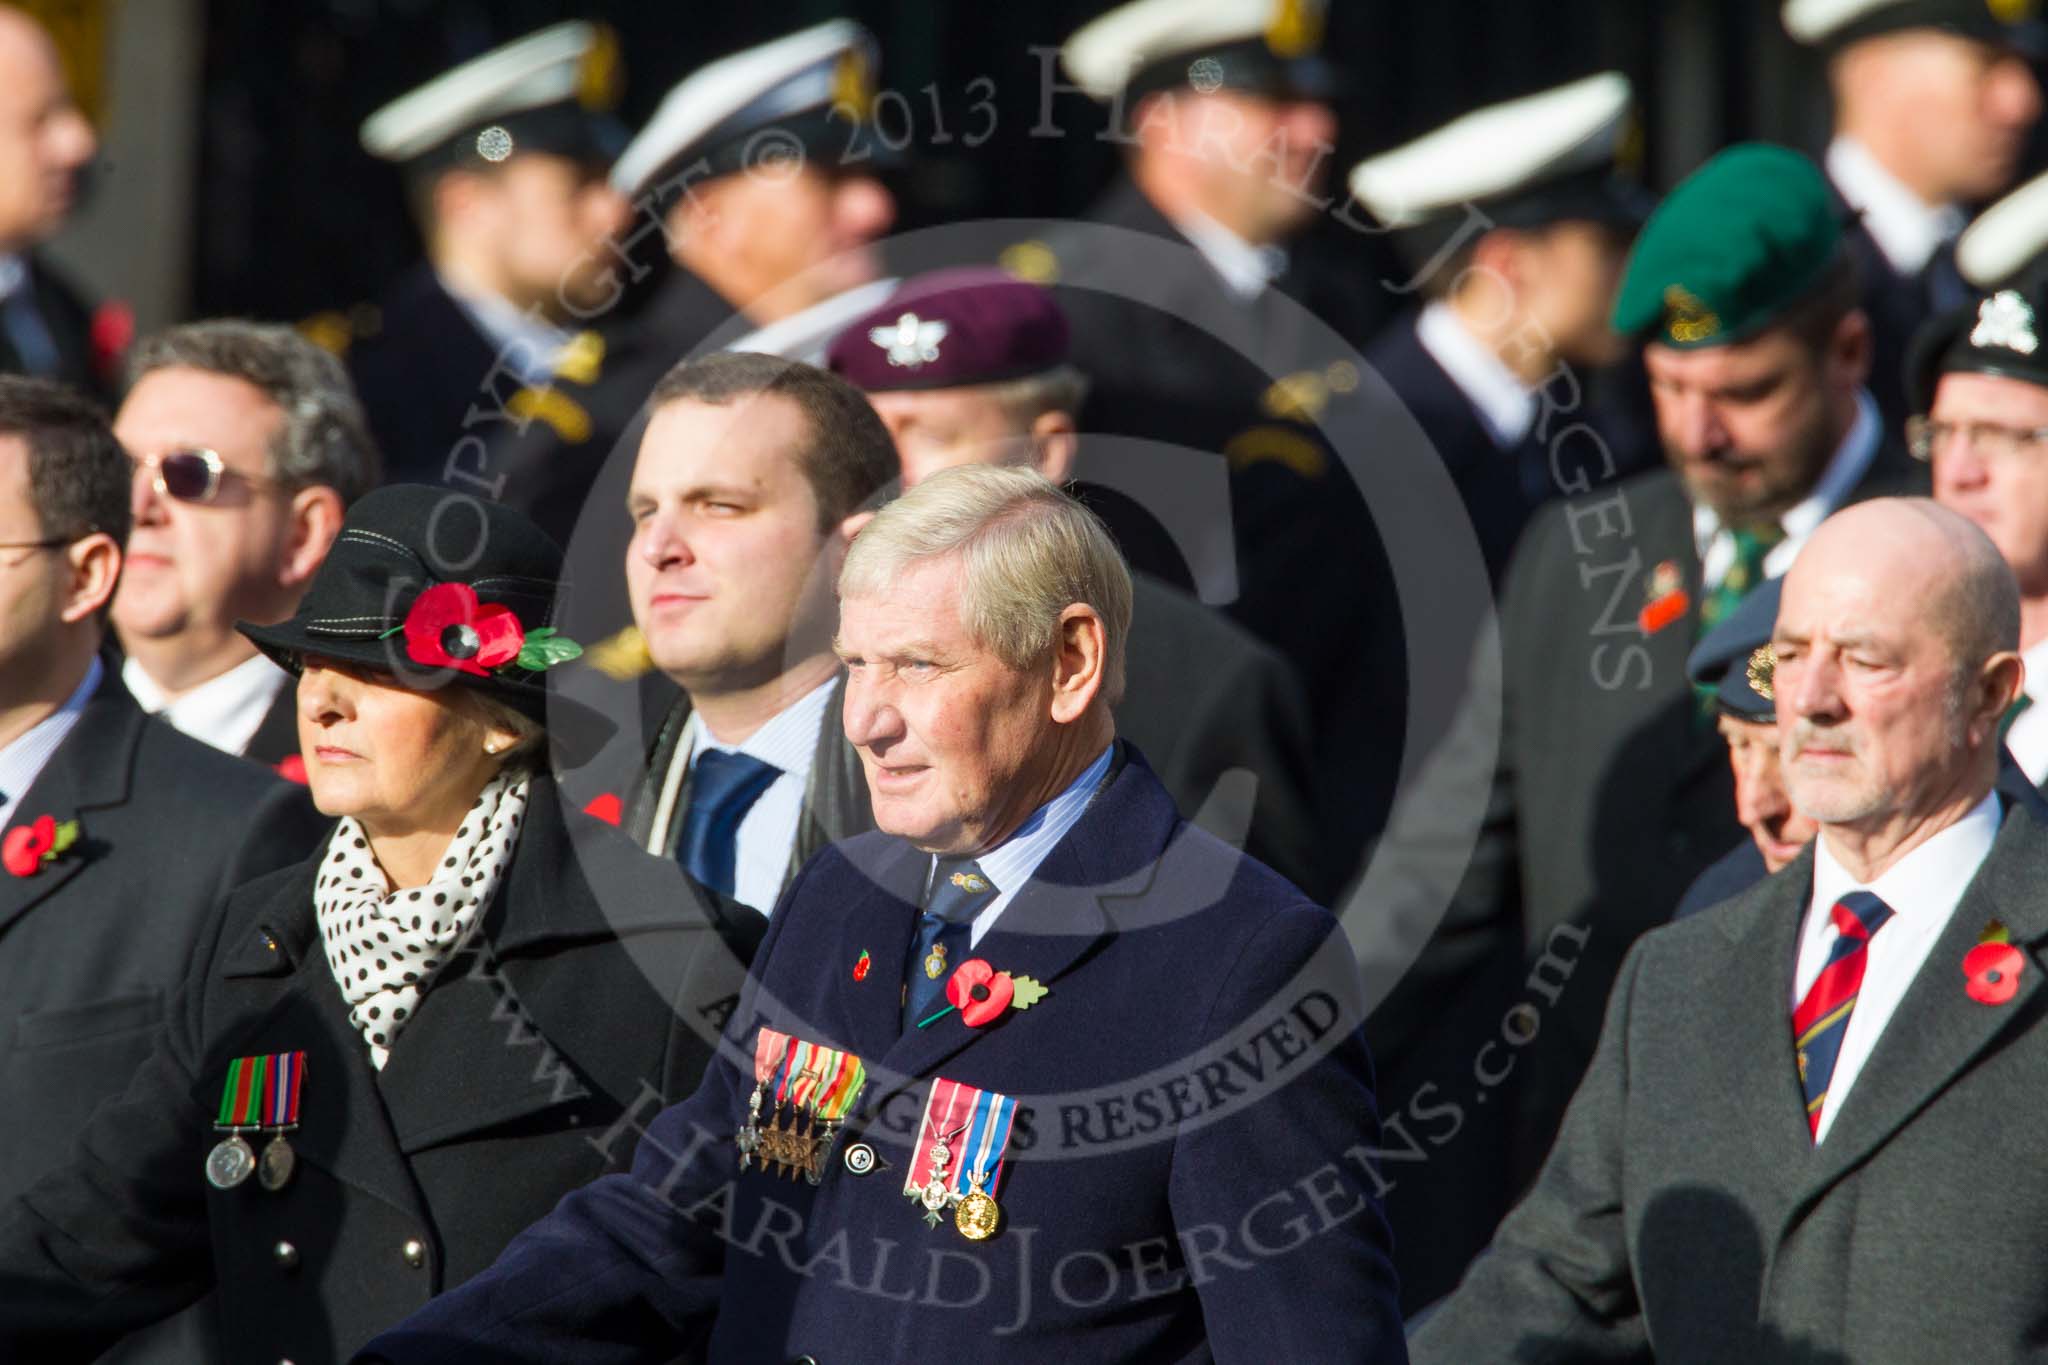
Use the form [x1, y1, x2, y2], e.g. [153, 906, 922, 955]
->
[111, 321, 380, 774]
[0, 377, 321, 1364]
[1917, 281, 2048, 786]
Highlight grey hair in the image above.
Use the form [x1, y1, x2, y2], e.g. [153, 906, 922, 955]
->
[840, 464, 1132, 704]
[981, 364, 1091, 425]
[128, 320, 381, 505]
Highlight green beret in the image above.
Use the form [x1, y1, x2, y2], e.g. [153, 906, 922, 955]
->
[1610, 143, 1843, 349]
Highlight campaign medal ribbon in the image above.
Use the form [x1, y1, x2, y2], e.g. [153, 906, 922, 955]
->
[739, 1027, 867, 1184]
[904, 1077, 1018, 1239]
[206, 1052, 305, 1192]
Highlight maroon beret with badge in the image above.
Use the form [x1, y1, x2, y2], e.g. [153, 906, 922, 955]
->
[826, 267, 1070, 392]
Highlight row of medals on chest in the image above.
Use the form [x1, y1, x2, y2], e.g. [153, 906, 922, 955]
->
[207, 1124, 297, 1193]
[737, 1078, 1000, 1241]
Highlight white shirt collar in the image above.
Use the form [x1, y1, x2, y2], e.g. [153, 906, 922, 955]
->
[1414, 301, 1538, 447]
[438, 273, 573, 387]
[1693, 388, 1882, 576]
[1826, 136, 1966, 277]
[1809, 788, 2002, 949]
[1172, 209, 1288, 301]
[0, 655, 100, 822]
[939, 743, 1116, 947]
[721, 277, 901, 364]
[687, 673, 836, 782]
[2004, 637, 2048, 784]
[122, 652, 290, 758]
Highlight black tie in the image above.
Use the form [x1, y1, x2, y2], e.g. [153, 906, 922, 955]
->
[902, 857, 998, 1031]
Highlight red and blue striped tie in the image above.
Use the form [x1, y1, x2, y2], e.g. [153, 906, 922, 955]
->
[1792, 890, 1894, 1140]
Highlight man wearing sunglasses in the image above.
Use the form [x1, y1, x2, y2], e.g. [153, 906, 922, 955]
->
[111, 321, 380, 773]
[1918, 279, 2048, 789]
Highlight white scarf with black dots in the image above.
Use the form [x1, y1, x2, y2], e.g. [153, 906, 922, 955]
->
[313, 773, 528, 1069]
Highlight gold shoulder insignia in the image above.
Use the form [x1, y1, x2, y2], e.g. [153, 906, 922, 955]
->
[577, 24, 622, 111]
[999, 240, 1060, 285]
[1261, 370, 1330, 423]
[586, 624, 653, 681]
[1223, 425, 1327, 479]
[298, 311, 354, 357]
[507, 387, 593, 445]
[832, 47, 875, 120]
[552, 330, 605, 387]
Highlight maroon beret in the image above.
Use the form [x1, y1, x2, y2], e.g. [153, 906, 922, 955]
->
[826, 267, 1070, 392]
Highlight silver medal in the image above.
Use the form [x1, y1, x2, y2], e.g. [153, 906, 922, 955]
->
[206, 1134, 256, 1189]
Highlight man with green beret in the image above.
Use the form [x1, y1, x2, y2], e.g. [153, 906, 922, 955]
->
[1372, 145, 1924, 1251]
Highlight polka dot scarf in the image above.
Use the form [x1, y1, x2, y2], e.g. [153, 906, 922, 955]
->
[313, 773, 529, 1069]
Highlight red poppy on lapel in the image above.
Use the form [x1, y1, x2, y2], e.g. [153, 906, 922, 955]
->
[3, 813, 79, 877]
[853, 950, 872, 982]
[1638, 559, 1690, 635]
[1964, 942, 2024, 1005]
[947, 959, 1016, 1026]
[89, 299, 133, 383]
[274, 754, 308, 785]
[581, 792, 623, 825]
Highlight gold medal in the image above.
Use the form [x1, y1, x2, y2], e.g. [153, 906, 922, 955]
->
[955, 1174, 1000, 1240]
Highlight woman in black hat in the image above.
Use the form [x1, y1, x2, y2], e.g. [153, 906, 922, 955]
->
[0, 487, 754, 1365]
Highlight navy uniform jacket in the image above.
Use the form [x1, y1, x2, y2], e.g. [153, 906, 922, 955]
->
[361, 747, 1406, 1364]
[1024, 178, 1408, 861]
[348, 266, 502, 486]
[0, 774, 751, 1365]
[1829, 181, 1965, 434]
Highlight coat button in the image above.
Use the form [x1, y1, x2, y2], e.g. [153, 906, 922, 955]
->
[401, 1239, 426, 1268]
[272, 1240, 299, 1271]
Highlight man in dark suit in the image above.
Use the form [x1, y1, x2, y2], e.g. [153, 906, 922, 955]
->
[489, 19, 900, 552]
[0, 7, 117, 399]
[1416, 497, 2043, 1360]
[595, 354, 897, 920]
[362, 462, 1404, 1364]
[346, 21, 630, 487]
[0, 377, 324, 1362]
[112, 321, 381, 775]
[1362, 145, 1928, 1303]
[824, 266, 1329, 899]
[1782, 0, 2042, 431]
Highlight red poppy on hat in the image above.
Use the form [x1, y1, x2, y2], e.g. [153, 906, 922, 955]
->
[402, 583, 526, 677]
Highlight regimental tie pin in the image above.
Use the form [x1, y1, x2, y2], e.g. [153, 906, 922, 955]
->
[206, 1052, 305, 1192]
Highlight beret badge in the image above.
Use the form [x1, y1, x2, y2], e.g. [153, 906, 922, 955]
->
[1663, 285, 1720, 345]
[1970, 290, 2040, 357]
[870, 312, 949, 368]
[1746, 644, 1776, 702]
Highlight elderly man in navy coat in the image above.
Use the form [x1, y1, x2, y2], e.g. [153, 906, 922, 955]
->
[361, 465, 1404, 1363]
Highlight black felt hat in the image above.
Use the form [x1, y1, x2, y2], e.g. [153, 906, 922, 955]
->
[237, 485, 607, 745]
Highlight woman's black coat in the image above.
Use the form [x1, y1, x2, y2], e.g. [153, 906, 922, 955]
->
[0, 773, 758, 1365]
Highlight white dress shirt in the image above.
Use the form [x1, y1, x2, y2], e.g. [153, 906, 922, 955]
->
[665, 675, 837, 915]
[930, 743, 1116, 948]
[1173, 209, 1289, 301]
[0, 655, 100, 824]
[440, 273, 572, 387]
[122, 652, 290, 758]
[1826, 136, 1966, 278]
[1795, 790, 2001, 1142]
[2004, 637, 2048, 786]
[1414, 301, 1538, 448]
[1693, 389, 1881, 592]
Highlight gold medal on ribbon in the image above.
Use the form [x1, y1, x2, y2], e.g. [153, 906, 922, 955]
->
[955, 1171, 1000, 1240]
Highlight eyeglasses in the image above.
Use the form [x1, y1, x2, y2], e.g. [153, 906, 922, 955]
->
[131, 448, 284, 504]
[1906, 416, 2048, 464]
